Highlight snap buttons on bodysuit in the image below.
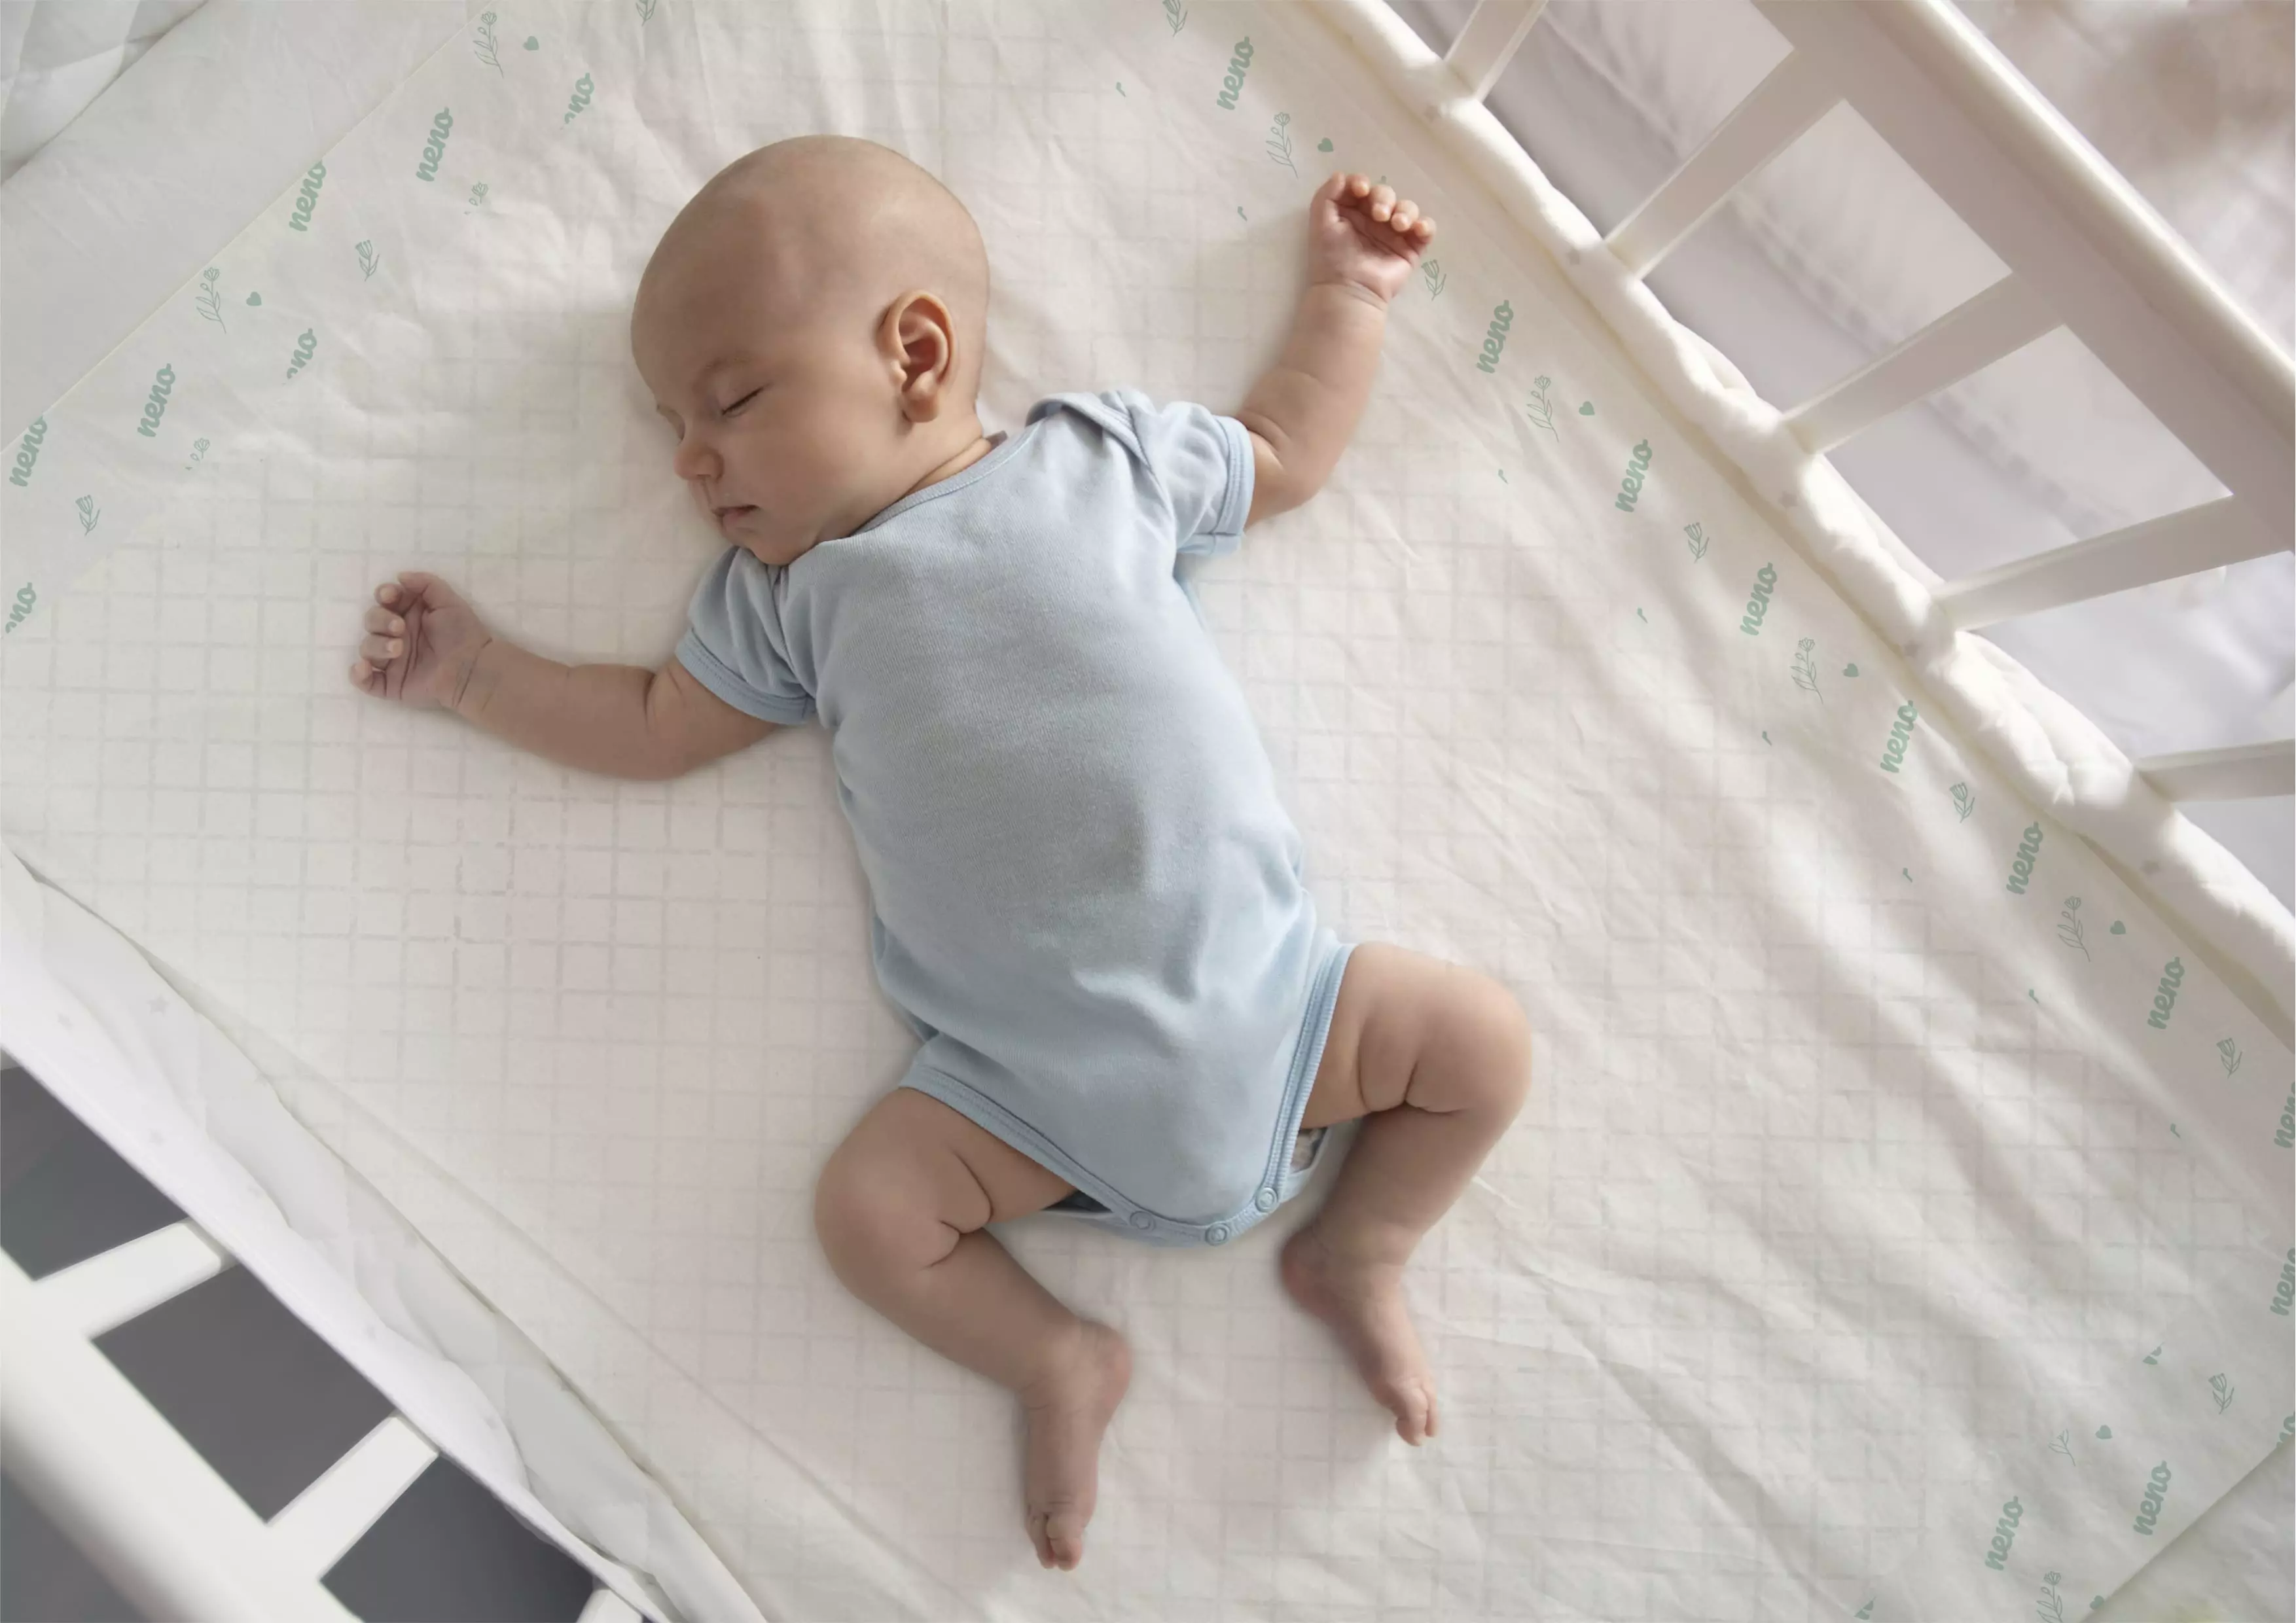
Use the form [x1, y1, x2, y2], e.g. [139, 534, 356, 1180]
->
[1254, 1188, 1276, 1211]
[1206, 1224, 1230, 1244]
[1128, 1211, 1153, 1230]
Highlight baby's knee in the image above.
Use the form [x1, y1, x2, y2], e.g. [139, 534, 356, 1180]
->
[1463, 974, 1534, 1113]
[814, 1132, 945, 1285]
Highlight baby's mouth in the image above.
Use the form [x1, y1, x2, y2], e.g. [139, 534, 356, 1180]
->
[713, 504, 756, 526]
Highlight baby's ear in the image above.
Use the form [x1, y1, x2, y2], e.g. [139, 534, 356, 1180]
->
[886, 291, 962, 418]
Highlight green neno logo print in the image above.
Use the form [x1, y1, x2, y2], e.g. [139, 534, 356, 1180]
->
[287, 162, 326, 231]
[1982, 1495, 2022, 1571]
[9, 417, 45, 488]
[2130, 1463, 2171, 1536]
[1477, 301, 1514, 376]
[1878, 702, 1918, 773]
[1216, 36, 1253, 109]
[2146, 957, 2183, 1029]
[2005, 823, 2043, 893]
[136, 365, 175, 438]
[416, 109, 454, 180]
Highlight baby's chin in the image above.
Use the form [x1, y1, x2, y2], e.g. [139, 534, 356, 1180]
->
[741, 532, 821, 568]
[713, 504, 798, 562]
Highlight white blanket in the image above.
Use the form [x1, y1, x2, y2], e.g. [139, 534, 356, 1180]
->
[3, 3, 2289, 1617]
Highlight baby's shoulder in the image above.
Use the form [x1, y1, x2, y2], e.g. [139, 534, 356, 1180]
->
[1024, 387, 1164, 470]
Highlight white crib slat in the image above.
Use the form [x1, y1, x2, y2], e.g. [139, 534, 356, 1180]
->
[1605, 50, 1838, 279]
[35, 1220, 230, 1338]
[269, 1412, 439, 1579]
[1752, 0, 2294, 589]
[1, 1255, 362, 1623]
[2134, 740, 2295, 802]
[1443, 0, 1547, 105]
[579, 1587, 645, 1623]
[1935, 496, 2281, 630]
[1784, 275, 2058, 452]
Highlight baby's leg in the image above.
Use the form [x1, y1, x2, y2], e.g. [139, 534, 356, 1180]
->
[814, 1088, 1129, 1570]
[1283, 943, 1533, 1444]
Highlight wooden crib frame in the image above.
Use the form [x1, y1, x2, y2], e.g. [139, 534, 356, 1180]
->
[5, 3, 2289, 1618]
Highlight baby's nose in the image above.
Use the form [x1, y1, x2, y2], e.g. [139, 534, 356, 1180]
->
[673, 438, 720, 481]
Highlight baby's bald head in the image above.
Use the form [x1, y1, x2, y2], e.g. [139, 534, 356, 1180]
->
[635, 135, 989, 404]
[632, 136, 998, 568]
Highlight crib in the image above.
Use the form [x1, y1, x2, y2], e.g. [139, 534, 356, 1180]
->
[2, 1, 2289, 1618]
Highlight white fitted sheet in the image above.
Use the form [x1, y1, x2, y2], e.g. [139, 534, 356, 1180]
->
[3, 2, 2291, 1618]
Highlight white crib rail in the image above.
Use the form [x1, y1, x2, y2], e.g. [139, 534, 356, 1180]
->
[1424, 0, 2296, 805]
[3, 1221, 658, 1622]
[2, 1248, 365, 1622]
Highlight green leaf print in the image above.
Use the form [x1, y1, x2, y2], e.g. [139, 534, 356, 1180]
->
[195, 268, 226, 330]
[473, 11, 504, 73]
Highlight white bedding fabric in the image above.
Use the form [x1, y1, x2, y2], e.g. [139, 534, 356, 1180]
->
[0, 0, 206, 181]
[2, 2, 2292, 1619]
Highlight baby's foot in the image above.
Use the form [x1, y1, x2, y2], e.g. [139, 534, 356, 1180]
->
[1018, 1319, 1132, 1571]
[1281, 1224, 1438, 1444]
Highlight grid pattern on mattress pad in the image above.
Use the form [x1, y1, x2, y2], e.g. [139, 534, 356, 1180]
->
[1, 3, 2289, 1618]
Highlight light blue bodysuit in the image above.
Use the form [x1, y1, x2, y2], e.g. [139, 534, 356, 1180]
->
[677, 389, 1354, 1247]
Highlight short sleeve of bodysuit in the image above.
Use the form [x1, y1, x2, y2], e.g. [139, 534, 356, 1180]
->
[1110, 389, 1254, 560]
[675, 544, 817, 725]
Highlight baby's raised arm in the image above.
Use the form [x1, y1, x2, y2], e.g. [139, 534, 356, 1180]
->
[1236, 171, 1437, 527]
[350, 571, 776, 779]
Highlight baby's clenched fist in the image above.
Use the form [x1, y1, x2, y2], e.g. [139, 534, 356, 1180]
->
[350, 571, 492, 710]
[1308, 171, 1438, 307]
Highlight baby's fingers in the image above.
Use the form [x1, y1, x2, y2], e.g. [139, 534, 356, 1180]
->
[376, 570, 457, 613]
[361, 632, 406, 664]
[365, 605, 406, 637]
[1382, 200, 1435, 242]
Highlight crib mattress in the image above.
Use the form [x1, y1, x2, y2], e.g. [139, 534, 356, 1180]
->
[2, 3, 2290, 1619]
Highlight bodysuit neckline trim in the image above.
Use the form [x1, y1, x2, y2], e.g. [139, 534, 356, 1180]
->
[852, 419, 1034, 537]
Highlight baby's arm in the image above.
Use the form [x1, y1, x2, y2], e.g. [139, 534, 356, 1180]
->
[1236, 173, 1437, 527]
[351, 571, 774, 779]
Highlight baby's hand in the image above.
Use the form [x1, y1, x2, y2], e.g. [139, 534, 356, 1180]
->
[349, 571, 492, 709]
[1308, 171, 1437, 306]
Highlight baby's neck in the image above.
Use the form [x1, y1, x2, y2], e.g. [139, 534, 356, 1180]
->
[900, 429, 1000, 501]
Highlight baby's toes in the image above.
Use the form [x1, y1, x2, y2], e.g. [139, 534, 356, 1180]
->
[1031, 1507, 1086, 1571]
[1387, 1374, 1437, 1446]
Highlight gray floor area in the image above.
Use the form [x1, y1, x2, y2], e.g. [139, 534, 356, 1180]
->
[0, 1059, 600, 1623]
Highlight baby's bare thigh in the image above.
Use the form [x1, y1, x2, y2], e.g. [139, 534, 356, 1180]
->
[1300, 942, 1524, 1129]
[829, 1087, 1075, 1229]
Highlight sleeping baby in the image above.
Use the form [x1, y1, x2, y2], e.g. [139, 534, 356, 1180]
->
[350, 135, 1532, 1572]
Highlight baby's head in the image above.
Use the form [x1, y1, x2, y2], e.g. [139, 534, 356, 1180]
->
[632, 135, 991, 566]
